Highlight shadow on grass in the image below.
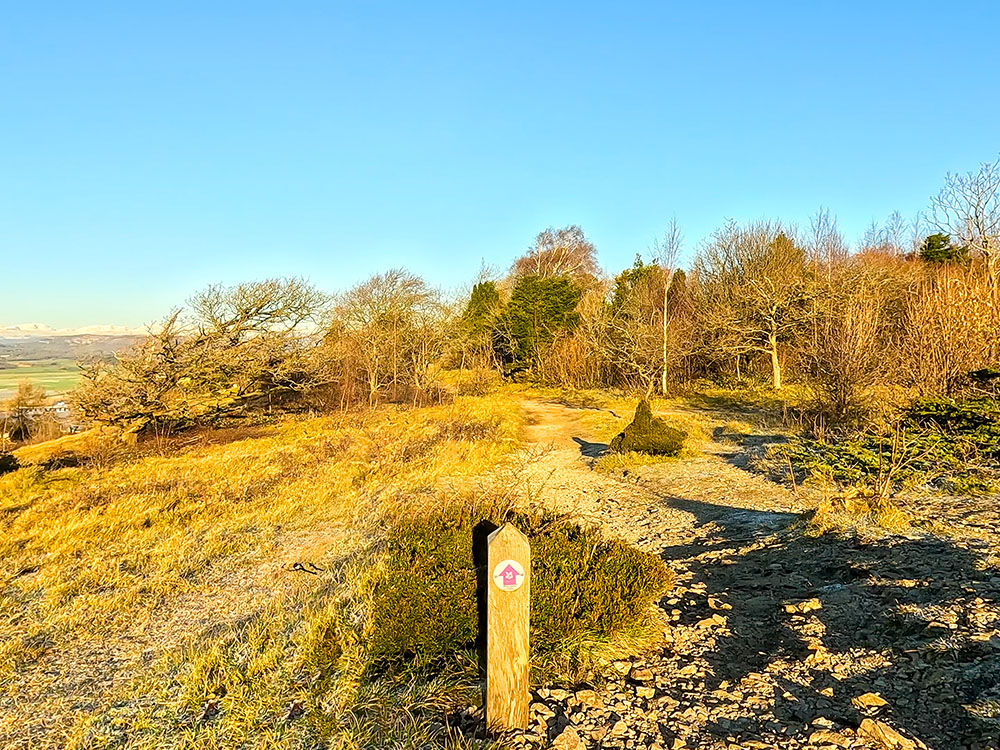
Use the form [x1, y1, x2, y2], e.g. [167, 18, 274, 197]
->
[656, 496, 1000, 748]
[681, 390, 795, 419]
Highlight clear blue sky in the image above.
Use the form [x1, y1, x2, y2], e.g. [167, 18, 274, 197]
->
[2, 2, 998, 328]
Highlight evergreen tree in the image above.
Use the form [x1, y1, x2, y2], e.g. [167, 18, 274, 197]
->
[496, 275, 582, 371]
[462, 281, 501, 336]
[919, 233, 969, 264]
[609, 255, 661, 316]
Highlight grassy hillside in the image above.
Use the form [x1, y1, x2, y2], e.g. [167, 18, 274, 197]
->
[0, 394, 524, 749]
[0, 359, 81, 401]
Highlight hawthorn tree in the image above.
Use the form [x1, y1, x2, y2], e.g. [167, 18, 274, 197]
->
[75, 277, 327, 433]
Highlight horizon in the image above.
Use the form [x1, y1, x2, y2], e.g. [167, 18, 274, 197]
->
[3, 2, 1000, 328]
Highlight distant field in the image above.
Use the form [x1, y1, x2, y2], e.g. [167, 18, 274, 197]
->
[0, 359, 81, 401]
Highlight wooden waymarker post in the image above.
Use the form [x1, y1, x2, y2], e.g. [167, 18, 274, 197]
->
[486, 523, 531, 731]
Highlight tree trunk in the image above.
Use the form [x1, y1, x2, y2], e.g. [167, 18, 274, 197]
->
[769, 332, 782, 390]
[660, 270, 673, 395]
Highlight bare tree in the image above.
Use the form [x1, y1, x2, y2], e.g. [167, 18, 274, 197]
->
[190, 277, 326, 339]
[860, 219, 884, 253]
[908, 213, 926, 255]
[603, 259, 665, 395]
[885, 210, 907, 255]
[931, 156, 1000, 291]
[807, 208, 848, 278]
[694, 220, 815, 389]
[651, 218, 682, 395]
[331, 269, 450, 405]
[860, 211, 908, 256]
[803, 272, 890, 421]
[75, 278, 328, 433]
[511, 225, 599, 281]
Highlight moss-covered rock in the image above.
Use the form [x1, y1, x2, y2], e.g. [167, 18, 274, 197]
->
[610, 400, 686, 456]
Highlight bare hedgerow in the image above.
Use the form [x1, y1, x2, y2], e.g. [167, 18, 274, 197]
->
[897, 266, 1000, 396]
[802, 269, 894, 422]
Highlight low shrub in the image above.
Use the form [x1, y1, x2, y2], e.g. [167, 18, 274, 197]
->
[0, 452, 18, 475]
[367, 506, 480, 659]
[779, 387, 1000, 494]
[366, 503, 672, 665]
[610, 400, 686, 456]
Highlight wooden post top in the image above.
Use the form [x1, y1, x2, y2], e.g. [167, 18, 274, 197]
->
[488, 522, 529, 547]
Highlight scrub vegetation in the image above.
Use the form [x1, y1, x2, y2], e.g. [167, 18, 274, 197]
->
[4, 156, 1000, 748]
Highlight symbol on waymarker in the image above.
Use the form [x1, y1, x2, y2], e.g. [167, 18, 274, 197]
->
[492, 559, 525, 591]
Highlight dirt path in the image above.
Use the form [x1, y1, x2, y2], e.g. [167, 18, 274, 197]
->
[517, 398, 807, 551]
[514, 397, 1000, 750]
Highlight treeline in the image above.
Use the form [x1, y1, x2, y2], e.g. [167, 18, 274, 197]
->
[75, 157, 1000, 434]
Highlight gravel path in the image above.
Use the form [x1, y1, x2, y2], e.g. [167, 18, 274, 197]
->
[510, 398, 1000, 750]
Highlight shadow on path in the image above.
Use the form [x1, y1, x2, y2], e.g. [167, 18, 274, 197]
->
[655, 496, 1000, 748]
[572, 436, 609, 459]
[656, 496, 797, 559]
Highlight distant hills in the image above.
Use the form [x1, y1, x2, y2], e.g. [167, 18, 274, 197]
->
[0, 323, 147, 362]
[0, 323, 148, 338]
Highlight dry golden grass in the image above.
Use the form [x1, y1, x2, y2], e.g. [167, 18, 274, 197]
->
[805, 489, 913, 537]
[0, 394, 523, 749]
[11, 427, 112, 464]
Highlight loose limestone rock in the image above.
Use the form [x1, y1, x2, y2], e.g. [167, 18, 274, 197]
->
[552, 726, 585, 750]
[574, 690, 604, 709]
[808, 729, 852, 747]
[853, 692, 890, 710]
[785, 597, 823, 614]
[858, 718, 925, 749]
[629, 666, 654, 683]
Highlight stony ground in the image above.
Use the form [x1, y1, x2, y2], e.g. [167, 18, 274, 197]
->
[497, 398, 1000, 750]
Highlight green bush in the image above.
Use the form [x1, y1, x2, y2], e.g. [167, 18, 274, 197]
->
[919, 232, 969, 265]
[610, 400, 686, 456]
[530, 523, 673, 653]
[367, 504, 672, 662]
[367, 506, 480, 658]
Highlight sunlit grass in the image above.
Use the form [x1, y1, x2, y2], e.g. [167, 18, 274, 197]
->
[0, 394, 523, 748]
[804, 491, 913, 537]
